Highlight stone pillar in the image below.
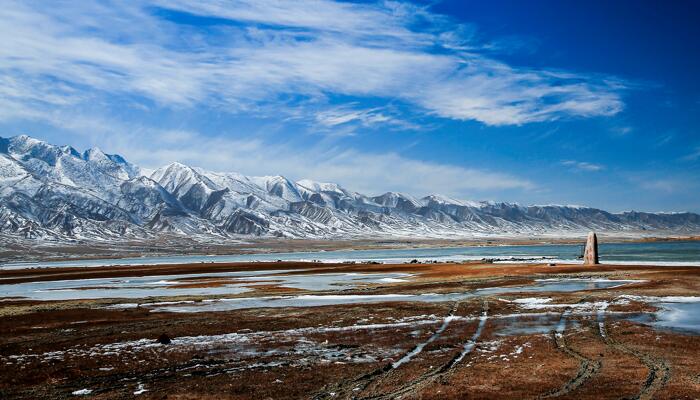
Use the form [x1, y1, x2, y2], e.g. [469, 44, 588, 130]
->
[583, 232, 599, 265]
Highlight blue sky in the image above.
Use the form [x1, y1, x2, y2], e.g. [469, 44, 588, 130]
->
[0, 0, 698, 212]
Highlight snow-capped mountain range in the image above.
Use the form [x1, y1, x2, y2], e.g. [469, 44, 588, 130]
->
[1, 134, 699, 241]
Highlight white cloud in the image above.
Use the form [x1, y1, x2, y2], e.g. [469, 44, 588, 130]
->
[0, 0, 624, 127]
[153, 0, 431, 42]
[312, 104, 417, 131]
[681, 146, 700, 162]
[561, 160, 605, 172]
[611, 126, 633, 136]
[654, 132, 674, 147]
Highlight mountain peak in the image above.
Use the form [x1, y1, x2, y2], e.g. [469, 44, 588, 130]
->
[166, 161, 192, 170]
[372, 191, 420, 207]
[9, 134, 45, 150]
[256, 175, 290, 185]
[82, 146, 107, 161]
[13, 134, 35, 142]
[422, 194, 464, 205]
[152, 162, 198, 177]
[297, 179, 344, 193]
[421, 194, 487, 208]
[60, 145, 81, 157]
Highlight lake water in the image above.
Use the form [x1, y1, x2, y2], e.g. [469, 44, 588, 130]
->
[3, 240, 699, 269]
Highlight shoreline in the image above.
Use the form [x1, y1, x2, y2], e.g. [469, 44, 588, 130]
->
[2, 234, 699, 265]
[2, 258, 699, 286]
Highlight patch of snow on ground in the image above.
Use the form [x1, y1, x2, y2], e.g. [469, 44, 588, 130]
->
[1, 315, 439, 366]
[133, 383, 147, 395]
[379, 277, 407, 283]
[512, 298, 552, 306]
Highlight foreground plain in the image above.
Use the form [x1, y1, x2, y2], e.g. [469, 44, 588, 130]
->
[1, 260, 699, 399]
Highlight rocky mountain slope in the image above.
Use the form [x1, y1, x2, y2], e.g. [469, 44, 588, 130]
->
[1, 135, 699, 242]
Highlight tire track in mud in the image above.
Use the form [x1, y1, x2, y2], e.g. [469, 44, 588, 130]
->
[538, 306, 601, 399]
[596, 306, 671, 400]
[312, 301, 464, 400]
[392, 301, 464, 369]
[359, 299, 490, 400]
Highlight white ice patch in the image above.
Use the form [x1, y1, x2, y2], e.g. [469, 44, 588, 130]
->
[597, 302, 609, 338]
[510, 298, 610, 311]
[378, 277, 407, 283]
[511, 298, 552, 306]
[617, 295, 700, 303]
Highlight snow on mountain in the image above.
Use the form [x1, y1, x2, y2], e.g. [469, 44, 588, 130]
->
[3, 135, 142, 203]
[0, 153, 32, 189]
[1, 134, 700, 242]
[296, 179, 346, 194]
[249, 175, 304, 203]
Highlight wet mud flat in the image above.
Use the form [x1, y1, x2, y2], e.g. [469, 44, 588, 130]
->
[1, 261, 700, 399]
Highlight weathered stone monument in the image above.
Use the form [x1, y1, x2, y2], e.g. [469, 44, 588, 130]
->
[583, 232, 599, 265]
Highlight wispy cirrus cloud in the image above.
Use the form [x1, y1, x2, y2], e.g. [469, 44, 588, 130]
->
[561, 160, 605, 172]
[611, 126, 634, 136]
[315, 107, 392, 128]
[681, 146, 700, 162]
[0, 0, 625, 127]
[312, 104, 419, 132]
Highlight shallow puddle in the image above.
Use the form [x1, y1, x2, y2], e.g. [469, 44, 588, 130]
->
[234, 272, 411, 291]
[146, 279, 639, 312]
[0, 271, 411, 301]
[653, 302, 700, 334]
[1, 271, 640, 307]
[476, 279, 636, 296]
[492, 313, 562, 336]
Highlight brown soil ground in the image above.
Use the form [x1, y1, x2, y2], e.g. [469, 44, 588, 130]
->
[1, 261, 699, 399]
